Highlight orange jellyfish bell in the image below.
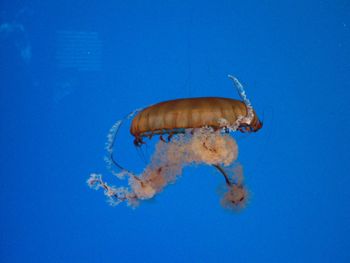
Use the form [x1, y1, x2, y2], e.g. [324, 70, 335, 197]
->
[130, 97, 262, 146]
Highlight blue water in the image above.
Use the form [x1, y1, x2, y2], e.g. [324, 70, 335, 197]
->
[1, 1, 349, 262]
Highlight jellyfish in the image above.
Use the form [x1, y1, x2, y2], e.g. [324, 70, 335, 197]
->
[87, 75, 262, 210]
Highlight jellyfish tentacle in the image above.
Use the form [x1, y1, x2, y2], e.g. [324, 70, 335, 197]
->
[105, 108, 143, 176]
[212, 164, 232, 186]
[87, 173, 138, 205]
[227, 75, 255, 128]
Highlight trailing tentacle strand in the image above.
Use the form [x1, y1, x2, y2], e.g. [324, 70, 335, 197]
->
[227, 75, 255, 130]
[105, 108, 143, 178]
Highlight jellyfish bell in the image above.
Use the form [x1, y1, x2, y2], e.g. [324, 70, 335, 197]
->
[88, 75, 262, 210]
[130, 97, 262, 146]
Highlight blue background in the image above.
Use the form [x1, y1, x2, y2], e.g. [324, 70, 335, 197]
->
[1, 0, 349, 262]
